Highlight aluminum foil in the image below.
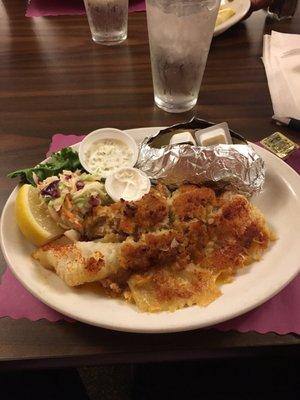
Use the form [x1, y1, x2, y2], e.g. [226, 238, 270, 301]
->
[137, 135, 265, 196]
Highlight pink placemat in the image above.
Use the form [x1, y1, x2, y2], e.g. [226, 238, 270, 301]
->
[26, 0, 146, 17]
[1, 133, 299, 334]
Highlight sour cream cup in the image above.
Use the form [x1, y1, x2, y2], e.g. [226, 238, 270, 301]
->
[105, 167, 151, 202]
[79, 128, 139, 178]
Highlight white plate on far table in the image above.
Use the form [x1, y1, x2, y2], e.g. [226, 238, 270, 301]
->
[1, 126, 300, 333]
[214, 0, 251, 36]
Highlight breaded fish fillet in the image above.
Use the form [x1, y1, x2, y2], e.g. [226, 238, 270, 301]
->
[120, 230, 184, 271]
[171, 185, 217, 222]
[32, 241, 121, 286]
[128, 264, 220, 312]
[83, 185, 169, 240]
[32, 183, 274, 312]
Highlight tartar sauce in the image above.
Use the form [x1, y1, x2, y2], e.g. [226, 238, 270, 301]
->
[105, 167, 151, 202]
[84, 139, 133, 177]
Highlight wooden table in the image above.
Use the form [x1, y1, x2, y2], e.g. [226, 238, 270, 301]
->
[0, 0, 299, 370]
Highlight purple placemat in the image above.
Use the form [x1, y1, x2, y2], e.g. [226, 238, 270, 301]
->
[0, 134, 299, 334]
[26, 0, 146, 17]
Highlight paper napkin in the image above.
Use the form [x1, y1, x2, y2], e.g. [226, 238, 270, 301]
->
[262, 31, 300, 121]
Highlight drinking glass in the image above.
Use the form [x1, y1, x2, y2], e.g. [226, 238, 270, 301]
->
[146, 0, 220, 113]
[84, 0, 129, 45]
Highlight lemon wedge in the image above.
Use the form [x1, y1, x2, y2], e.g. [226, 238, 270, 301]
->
[15, 184, 64, 246]
[216, 8, 236, 27]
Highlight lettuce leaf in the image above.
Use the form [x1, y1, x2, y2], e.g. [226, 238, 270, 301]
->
[8, 147, 83, 186]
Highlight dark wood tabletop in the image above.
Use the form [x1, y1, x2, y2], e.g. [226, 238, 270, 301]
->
[0, 0, 299, 370]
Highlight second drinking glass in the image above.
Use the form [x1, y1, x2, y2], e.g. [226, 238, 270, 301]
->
[84, 0, 129, 45]
[146, 0, 220, 113]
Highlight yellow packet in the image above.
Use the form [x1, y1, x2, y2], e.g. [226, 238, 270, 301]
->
[260, 132, 298, 159]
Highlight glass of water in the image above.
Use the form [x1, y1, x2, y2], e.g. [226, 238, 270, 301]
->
[146, 0, 220, 113]
[84, 0, 129, 45]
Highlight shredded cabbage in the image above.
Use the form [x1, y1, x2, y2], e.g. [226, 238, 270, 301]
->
[37, 170, 108, 230]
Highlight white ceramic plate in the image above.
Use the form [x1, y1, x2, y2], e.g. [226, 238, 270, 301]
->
[214, 0, 251, 36]
[1, 127, 300, 333]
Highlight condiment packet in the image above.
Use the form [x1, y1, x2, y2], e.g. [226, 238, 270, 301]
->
[260, 132, 299, 159]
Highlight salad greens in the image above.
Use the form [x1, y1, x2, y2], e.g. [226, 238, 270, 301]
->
[8, 147, 83, 186]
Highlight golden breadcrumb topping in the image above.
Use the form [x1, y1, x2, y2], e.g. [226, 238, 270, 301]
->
[33, 183, 275, 312]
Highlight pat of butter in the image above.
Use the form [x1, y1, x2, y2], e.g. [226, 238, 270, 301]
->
[200, 131, 228, 146]
[170, 131, 196, 146]
[195, 123, 232, 147]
